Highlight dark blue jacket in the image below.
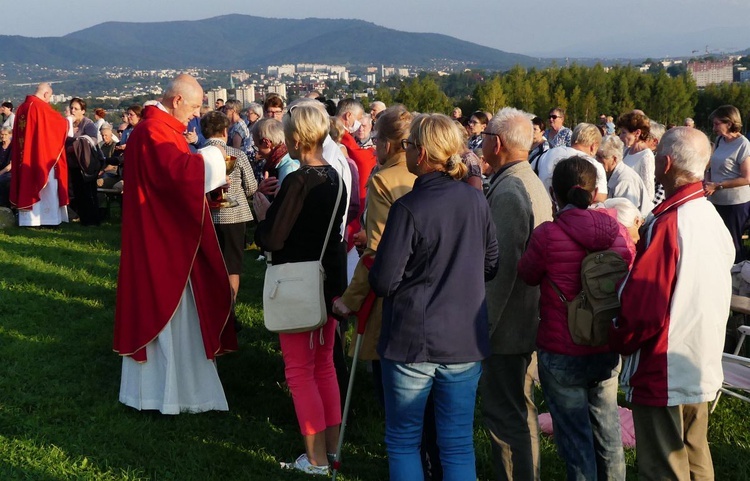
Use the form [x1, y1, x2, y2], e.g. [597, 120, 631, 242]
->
[370, 171, 499, 363]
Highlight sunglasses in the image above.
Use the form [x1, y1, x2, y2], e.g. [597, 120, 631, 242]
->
[549, 115, 561, 120]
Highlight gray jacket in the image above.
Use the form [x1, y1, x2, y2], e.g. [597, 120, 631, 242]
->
[485, 161, 553, 354]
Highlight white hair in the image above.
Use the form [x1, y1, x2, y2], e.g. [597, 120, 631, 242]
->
[649, 121, 666, 142]
[486, 107, 534, 151]
[656, 126, 711, 180]
[603, 198, 641, 228]
[598, 135, 624, 163]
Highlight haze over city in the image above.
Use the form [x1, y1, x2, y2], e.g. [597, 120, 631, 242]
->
[7, 0, 750, 58]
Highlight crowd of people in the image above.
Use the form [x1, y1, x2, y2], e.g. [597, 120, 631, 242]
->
[3, 74, 747, 481]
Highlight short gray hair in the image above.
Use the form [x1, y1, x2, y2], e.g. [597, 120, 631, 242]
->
[247, 102, 263, 118]
[336, 98, 364, 118]
[597, 135, 624, 163]
[649, 121, 666, 142]
[656, 126, 711, 180]
[571, 123, 603, 147]
[251, 118, 285, 146]
[486, 107, 534, 151]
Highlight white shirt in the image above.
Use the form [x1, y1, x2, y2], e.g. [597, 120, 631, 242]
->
[537, 145, 608, 198]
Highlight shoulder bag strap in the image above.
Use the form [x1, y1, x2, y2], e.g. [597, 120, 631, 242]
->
[319, 169, 344, 263]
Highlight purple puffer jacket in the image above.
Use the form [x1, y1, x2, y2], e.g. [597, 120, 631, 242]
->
[517, 207, 635, 356]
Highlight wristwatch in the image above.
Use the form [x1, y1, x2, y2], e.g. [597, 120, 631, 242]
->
[718, 183, 724, 190]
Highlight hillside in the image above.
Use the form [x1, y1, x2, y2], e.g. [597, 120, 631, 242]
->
[0, 15, 544, 70]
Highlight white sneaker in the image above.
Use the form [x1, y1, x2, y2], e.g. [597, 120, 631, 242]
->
[280, 453, 329, 476]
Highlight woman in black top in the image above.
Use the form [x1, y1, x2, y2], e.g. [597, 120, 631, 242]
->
[254, 103, 346, 476]
[67, 97, 100, 225]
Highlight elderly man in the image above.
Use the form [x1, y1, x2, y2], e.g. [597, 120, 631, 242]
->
[370, 101, 386, 120]
[481, 107, 552, 481]
[337, 98, 376, 215]
[355, 114, 374, 148]
[610, 127, 733, 480]
[596, 135, 651, 216]
[537, 123, 608, 203]
[113, 74, 237, 414]
[10, 82, 69, 226]
[684, 117, 695, 128]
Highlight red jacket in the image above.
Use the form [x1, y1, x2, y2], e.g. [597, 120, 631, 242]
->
[518, 207, 635, 356]
[610, 183, 733, 406]
[340, 131, 375, 215]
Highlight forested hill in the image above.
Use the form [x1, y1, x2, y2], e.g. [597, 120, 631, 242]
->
[0, 15, 545, 70]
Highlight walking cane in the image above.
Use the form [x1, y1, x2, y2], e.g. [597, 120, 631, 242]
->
[331, 256, 376, 481]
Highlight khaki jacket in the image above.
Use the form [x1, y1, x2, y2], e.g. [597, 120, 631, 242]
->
[485, 161, 553, 354]
[340, 153, 416, 360]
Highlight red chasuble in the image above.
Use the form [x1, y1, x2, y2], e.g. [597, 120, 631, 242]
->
[113, 106, 237, 362]
[9, 95, 69, 209]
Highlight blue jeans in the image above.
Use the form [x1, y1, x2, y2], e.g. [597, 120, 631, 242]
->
[538, 349, 625, 481]
[381, 359, 481, 481]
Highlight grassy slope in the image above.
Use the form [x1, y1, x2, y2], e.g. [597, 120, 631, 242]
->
[0, 220, 748, 480]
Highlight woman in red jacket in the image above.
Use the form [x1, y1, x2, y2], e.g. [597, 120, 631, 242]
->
[518, 157, 634, 481]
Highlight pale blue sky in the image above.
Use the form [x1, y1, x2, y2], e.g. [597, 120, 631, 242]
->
[6, 0, 750, 58]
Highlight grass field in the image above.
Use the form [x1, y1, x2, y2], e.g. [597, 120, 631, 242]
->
[1, 217, 750, 480]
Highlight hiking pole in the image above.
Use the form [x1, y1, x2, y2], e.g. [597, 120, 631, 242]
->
[331, 257, 375, 481]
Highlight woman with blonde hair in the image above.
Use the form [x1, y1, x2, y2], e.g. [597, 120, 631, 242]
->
[369, 113, 499, 481]
[253, 103, 347, 475]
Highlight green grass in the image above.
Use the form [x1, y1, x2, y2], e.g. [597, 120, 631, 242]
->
[1, 218, 749, 480]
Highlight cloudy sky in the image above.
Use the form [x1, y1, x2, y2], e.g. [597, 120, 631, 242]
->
[7, 0, 750, 58]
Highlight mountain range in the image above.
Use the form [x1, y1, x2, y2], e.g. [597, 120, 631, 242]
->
[0, 15, 546, 70]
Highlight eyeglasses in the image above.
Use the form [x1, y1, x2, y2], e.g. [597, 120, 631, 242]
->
[549, 115, 561, 120]
[401, 139, 418, 150]
[481, 131, 500, 139]
[117, 130, 125, 134]
[266, 109, 284, 117]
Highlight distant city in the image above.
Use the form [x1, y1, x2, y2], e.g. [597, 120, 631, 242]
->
[1, 54, 748, 110]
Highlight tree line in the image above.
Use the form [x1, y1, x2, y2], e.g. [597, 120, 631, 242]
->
[370, 63, 750, 134]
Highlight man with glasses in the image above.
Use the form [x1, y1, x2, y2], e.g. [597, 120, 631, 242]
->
[481, 108, 551, 481]
[263, 94, 284, 119]
[545, 108, 572, 148]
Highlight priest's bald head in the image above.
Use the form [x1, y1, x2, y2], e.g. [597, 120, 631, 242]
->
[34, 83, 53, 103]
[163, 74, 204, 126]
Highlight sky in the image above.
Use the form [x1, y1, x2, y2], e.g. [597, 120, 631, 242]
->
[6, 0, 750, 59]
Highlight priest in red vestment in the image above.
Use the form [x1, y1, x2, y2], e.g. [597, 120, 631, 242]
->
[113, 74, 238, 414]
[10, 83, 69, 226]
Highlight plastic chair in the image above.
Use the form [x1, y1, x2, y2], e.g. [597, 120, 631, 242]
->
[711, 325, 750, 413]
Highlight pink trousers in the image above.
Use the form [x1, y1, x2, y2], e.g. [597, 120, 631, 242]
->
[279, 318, 342, 435]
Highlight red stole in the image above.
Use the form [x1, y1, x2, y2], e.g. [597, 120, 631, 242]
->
[9, 95, 69, 209]
[113, 106, 237, 362]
